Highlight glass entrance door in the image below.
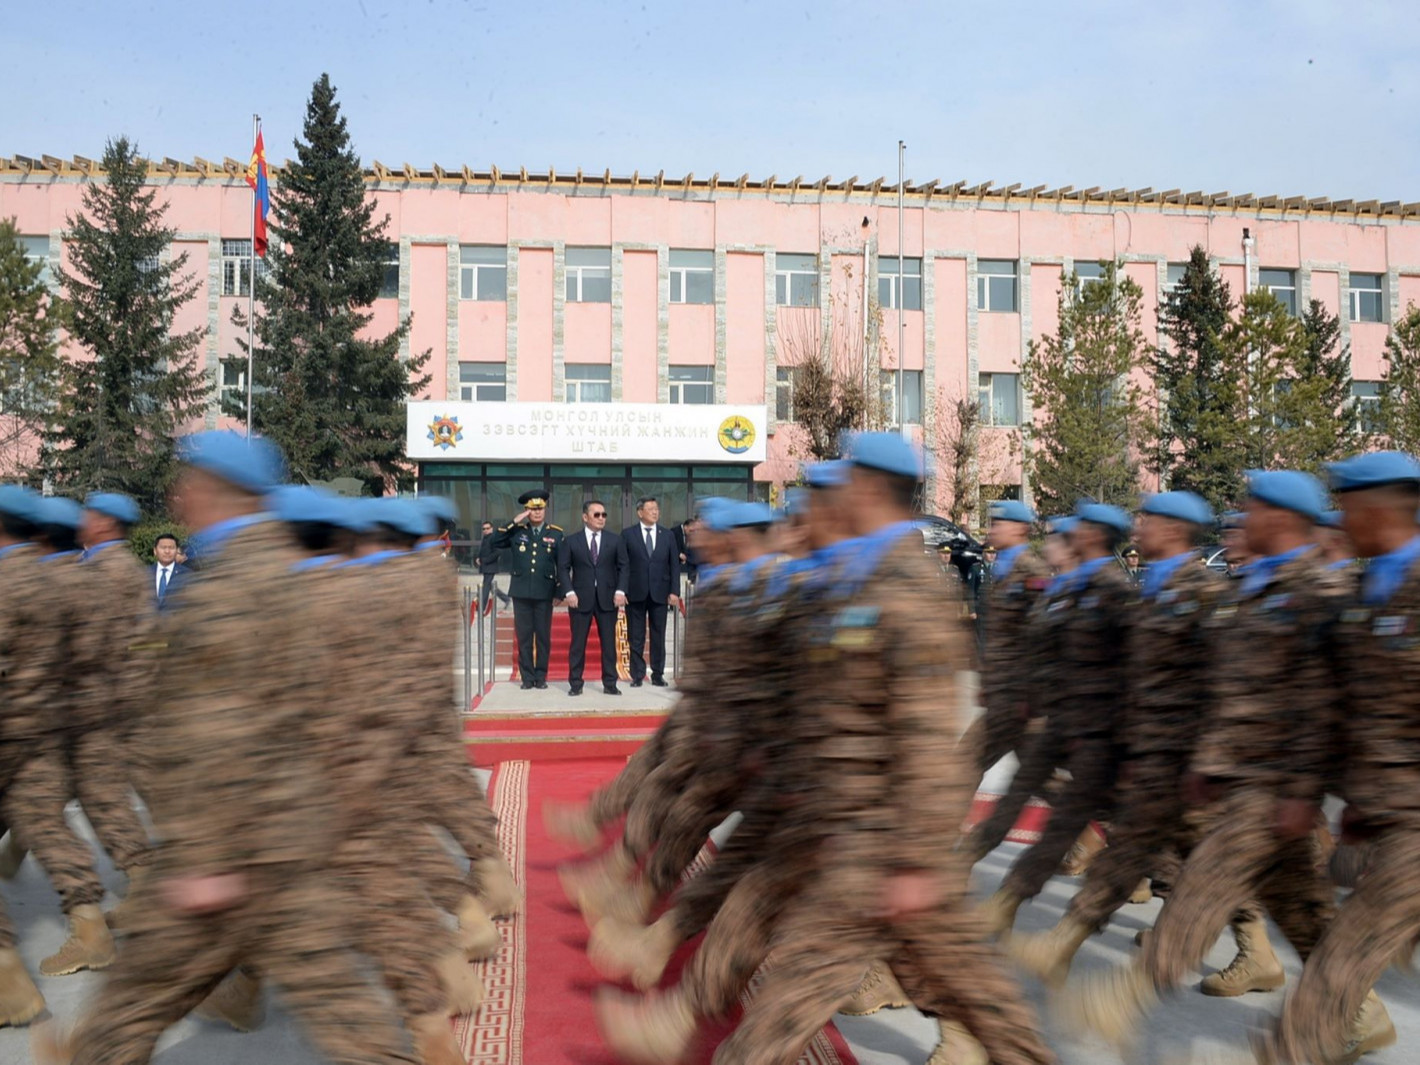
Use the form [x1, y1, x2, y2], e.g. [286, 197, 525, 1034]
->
[550, 479, 627, 537]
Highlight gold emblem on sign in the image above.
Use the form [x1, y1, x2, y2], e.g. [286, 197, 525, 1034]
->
[718, 415, 756, 454]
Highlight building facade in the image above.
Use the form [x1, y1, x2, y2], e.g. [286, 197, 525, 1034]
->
[5, 154, 1420, 532]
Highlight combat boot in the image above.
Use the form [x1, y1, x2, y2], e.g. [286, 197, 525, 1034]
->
[595, 987, 696, 1065]
[105, 864, 152, 932]
[40, 905, 116, 976]
[436, 950, 484, 1017]
[194, 967, 265, 1031]
[473, 855, 521, 918]
[1129, 877, 1153, 904]
[559, 846, 634, 921]
[1200, 918, 1285, 997]
[0, 833, 28, 880]
[926, 1020, 988, 1065]
[1060, 823, 1107, 876]
[409, 1012, 465, 1065]
[589, 914, 680, 991]
[0, 949, 44, 1027]
[1336, 990, 1397, 1064]
[30, 1018, 71, 1064]
[543, 800, 601, 852]
[839, 962, 911, 1015]
[977, 888, 1024, 941]
[1008, 916, 1094, 989]
[455, 895, 502, 961]
[1059, 961, 1159, 1051]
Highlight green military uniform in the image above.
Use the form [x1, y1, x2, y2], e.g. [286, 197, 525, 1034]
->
[491, 489, 565, 689]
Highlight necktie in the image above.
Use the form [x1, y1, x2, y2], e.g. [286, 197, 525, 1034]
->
[645, 527, 654, 554]
[591, 532, 599, 564]
[159, 567, 170, 599]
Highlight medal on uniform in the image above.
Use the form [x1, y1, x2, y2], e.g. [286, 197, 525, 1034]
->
[1373, 615, 1408, 637]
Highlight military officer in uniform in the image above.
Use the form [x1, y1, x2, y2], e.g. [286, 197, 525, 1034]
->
[492, 490, 565, 690]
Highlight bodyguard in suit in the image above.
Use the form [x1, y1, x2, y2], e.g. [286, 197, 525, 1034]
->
[491, 489, 565, 690]
[557, 500, 629, 697]
[618, 496, 682, 687]
[151, 532, 191, 608]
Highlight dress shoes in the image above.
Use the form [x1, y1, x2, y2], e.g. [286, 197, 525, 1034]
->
[603, 685, 621, 696]
[534, 680, 548, 690]
[520, 680, 534, 690]
[650, 677, 668, 687]
[629, 679, 643, 688]
[568, 687, 583, 697]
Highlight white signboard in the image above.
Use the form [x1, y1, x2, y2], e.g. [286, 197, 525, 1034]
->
[406, 401, 768, 464]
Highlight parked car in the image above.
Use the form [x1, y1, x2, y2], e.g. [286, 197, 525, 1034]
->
[912, 515, 984, 583]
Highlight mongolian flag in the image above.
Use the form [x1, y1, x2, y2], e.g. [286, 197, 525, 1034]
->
[245, 130, 270, 257]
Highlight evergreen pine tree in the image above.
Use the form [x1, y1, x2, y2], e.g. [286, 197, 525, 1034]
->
[1297, 298, 1358, 449]
[0, 219, 64, 481]
[1151, 245, 1246, 510]
[1022, 261, 1150, 511]
[46, 137, 210, 513]
[229, 73, 430, 492]
[1376, 304, 1420, 453]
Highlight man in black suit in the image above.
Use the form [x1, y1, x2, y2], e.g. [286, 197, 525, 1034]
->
[557, 499, 629, 696]
[476, 519, 512, 611]
[152, 532, 192, 608]
[618, 495, 682, 687]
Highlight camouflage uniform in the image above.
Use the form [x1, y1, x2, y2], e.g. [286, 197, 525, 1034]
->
[1140, 549, 1345, 991]
[1067, 559, 1231, 928]
[713, 531, 1053, 1065]
[69, 521, 417, 1065]
[1267, 552, 1420, 1063]
[965, 547, 1052, 773]
[67, 540, 158, 873]
[2, 552, 109, 912]
[964, 572, 1076, 862]
[1000, 559, 1133, 900]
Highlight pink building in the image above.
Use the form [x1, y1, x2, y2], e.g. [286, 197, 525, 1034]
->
[5, 155, 1420, 533]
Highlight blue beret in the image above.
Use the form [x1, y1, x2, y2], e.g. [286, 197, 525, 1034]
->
[1045, 515, 1078, 535]
[416, 495, 459, 524]
[1246, 470, 1328, 522]
[327, 497, 376, 534]
[783, 487, 810, 516]
[696, 497, 734, 533]
[728, 501, 775, 528]
[1075, 501, 1134, 536]
[1318, 509, 1344, 529]
[372, 497, 435, 538]
[843, 431, 927, 481]
[989, 500, 1035, 524]
[39, 497, 83, 530]
[804, 460, 850, 488]
[1140, 491, 1214, 527]
[84, 492, 141, 526]
[176, 431, 287, 494]
[1326, 451, 1420, 493]
[268, 486, 344, 527]
[0, 485, 43, 524]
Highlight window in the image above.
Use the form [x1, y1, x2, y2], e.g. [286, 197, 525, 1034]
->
[458, 363, 507, 402]
[219, 359, 247, 410]
[378, 243, 400, 299]
[669, 365, 714, 404]
[881, 370, 924, 424]
[565, 363, 612, 403]
[1074, 260, 1105, 294]
[878, 257, 923, 311]
[669, 250, 714, 305]
[220, 239, 267, 297]
[775, 253, 818, 307]
[20, 235, 49, 286]
[976, 260, 1017, 312]
[1165, 262, 1189, 292]
[565, 247, 612, 303]
[1259, 268, 1296, 316]
[978, 372, 1021, 427]
[1353, 380, 1382, 433]
[459, 246, 507, 301]
[775, 366, 799, 421]
[1350, 273, 1384, 323]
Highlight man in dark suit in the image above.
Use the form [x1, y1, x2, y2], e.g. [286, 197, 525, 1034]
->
[618, 495, 682, 687]
[152, 532, 192, 608]
[476, 519, 512, 611]
[557, 499, 629, 697]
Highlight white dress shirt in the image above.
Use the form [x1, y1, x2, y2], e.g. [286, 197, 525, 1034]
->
[155, 563, 174, 595]
[640, 522, 656, 553]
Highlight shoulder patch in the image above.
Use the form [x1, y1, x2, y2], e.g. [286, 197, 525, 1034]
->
[547, 524, 563, 531]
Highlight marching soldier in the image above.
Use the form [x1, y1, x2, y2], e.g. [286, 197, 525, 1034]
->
[491, 489, 565, 690]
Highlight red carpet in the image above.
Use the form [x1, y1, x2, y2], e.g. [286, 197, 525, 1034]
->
[456, 757, 857, 1065]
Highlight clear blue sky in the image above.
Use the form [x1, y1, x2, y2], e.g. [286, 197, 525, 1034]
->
[5, 0, 1417, 201]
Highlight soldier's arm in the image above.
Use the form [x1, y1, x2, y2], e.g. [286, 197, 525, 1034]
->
[488, 521, 521, 550]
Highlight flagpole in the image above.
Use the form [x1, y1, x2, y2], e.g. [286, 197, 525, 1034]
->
[247, 113, 259, 440]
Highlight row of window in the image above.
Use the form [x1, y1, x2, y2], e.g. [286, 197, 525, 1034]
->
[19, 237, 1393, 325]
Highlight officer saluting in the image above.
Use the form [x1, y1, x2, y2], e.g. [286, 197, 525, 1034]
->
[492, 489, 565, 690]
